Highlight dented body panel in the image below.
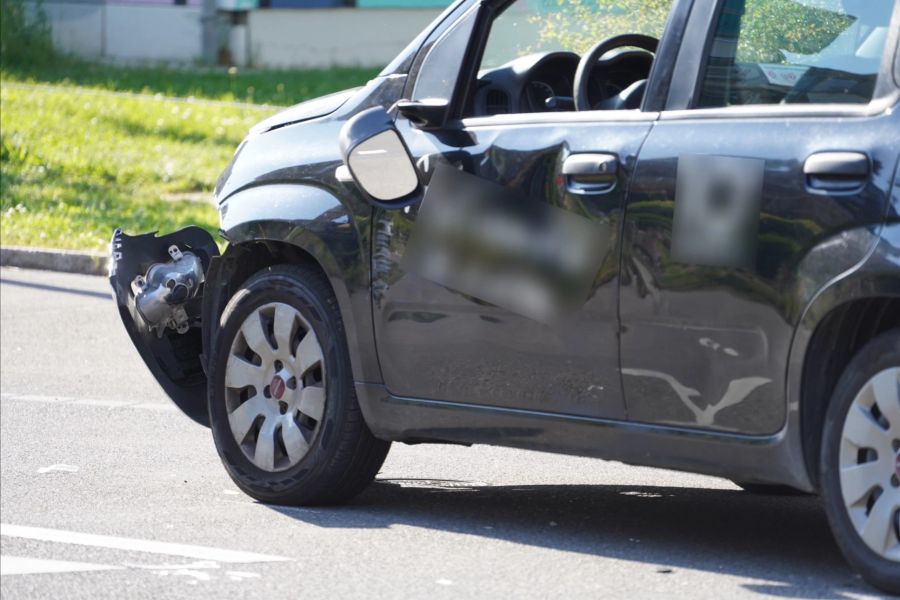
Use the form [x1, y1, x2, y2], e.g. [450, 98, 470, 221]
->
[218, 184, 381, 383]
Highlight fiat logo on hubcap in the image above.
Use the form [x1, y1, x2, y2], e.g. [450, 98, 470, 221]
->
[270, 375, 286, 400]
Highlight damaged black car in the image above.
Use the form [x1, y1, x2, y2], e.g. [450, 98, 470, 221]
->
[110, 0, 900, 592]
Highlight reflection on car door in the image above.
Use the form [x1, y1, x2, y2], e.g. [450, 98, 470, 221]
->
[619, 0, 900, 434]
[371, 112, 655, 419]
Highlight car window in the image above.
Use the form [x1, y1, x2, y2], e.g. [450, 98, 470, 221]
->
[481, 0, 672, 70]
[464, 0, 673, 116]
[412, 7, 479, 102]
[697, 0, 895, 107]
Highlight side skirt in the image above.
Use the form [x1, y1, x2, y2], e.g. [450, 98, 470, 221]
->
[355, 382, 814, 491]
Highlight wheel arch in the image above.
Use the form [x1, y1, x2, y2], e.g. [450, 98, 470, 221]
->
[210, 183, 380, 385]
[791, 269, 900, 490]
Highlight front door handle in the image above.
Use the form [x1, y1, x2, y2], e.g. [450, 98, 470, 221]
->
[562, 153, 618, 194]
[803, 151, 869, 193]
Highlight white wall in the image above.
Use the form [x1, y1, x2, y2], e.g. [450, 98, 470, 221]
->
[105, 5, 203, 62]
[247, 8, 441, 68]
[32, 1, 202, 63]
[30, 2, 439, 68]
[40, 1, 104, 58]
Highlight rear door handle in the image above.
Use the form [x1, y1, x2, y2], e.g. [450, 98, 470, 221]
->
[562, 153, 618, 194]
[803, 151, 869, 193]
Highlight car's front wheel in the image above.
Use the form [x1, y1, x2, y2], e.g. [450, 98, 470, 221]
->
[820, 330, 900, 594]
[207, 264, 390, 506]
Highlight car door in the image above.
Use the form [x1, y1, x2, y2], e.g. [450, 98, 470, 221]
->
[369, 0, 680, 419]
[620, 0, 900, 433]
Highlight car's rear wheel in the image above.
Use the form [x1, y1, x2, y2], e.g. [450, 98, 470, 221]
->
[820, 330, 900, 594]
[207, 264, 390, 505]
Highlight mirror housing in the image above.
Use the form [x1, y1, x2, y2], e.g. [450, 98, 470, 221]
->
[396, 98, 449, 130]
[338, 106, 420, 206]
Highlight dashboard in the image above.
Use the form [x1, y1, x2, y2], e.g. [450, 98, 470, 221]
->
[468, 50, 654, 116]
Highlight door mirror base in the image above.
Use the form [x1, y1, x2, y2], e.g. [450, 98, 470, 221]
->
[396, 98, 449, 130]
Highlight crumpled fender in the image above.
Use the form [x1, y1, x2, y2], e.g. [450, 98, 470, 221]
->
[217, 184, 379, 384]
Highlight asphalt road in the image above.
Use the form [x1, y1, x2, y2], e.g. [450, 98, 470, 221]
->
[0, 267, 887, 599]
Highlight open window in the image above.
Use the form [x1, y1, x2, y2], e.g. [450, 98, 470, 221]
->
[465, 0, 674, 116]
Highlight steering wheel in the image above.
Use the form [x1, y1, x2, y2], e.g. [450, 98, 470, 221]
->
[573, 34, 659, 111]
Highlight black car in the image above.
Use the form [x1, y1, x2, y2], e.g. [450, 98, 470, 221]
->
[110, 0, 900, 591]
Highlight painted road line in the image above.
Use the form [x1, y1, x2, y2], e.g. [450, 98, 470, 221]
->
[0, 393, 70, 404]
[0, 556, 124, 576]
[71, 399, 136, 408]
[0, 393, 177, 412]
[0, 525, 289, 564]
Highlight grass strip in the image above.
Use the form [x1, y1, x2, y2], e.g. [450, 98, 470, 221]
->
[1, 83, 273, 251]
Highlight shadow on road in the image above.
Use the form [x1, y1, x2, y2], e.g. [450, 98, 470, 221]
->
[0, 277, 110, 300]
[268, 480, 871, 598]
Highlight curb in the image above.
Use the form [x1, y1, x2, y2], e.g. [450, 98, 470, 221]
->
[0, 246, 108, 277]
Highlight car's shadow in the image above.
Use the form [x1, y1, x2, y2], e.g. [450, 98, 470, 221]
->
[267, 479, 873, 598]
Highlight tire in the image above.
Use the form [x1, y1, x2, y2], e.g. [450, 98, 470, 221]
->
[820, 329, 900, 594]
[732, 481, 810, 496]
[207, 264, 390, 506]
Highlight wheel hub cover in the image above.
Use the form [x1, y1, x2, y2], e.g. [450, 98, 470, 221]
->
[270, 375, 286, 400]
[837, 366, 900, 561]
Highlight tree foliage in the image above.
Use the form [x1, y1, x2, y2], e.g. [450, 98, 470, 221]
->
[528, 0, 855, 64]
[0, 0, 55, 67]
[529, 0, 671, 55]
[732, 0, 853, 63]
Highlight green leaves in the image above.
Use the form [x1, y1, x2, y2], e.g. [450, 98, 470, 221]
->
[0, 0, 55, 67]
[526, 0, 853, 63]
[527, 0, 671, 55]
[735, 0, 853, 63]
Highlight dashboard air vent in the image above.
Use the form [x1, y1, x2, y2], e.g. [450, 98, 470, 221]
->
[485, 89, 510, 115]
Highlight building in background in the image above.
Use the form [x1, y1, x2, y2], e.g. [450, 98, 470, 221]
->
[31, 0, 452, 68]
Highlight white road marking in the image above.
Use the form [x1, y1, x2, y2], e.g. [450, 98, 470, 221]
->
[131, 402, 179, 411]
[1, 393, 176, 412]
[71, 398, 135, 408]
[36, 464, 79, 474]
[0, 524, 289, 564]
[0, 393, 68, 404]
[226, 570, 261, 581]
[0, 556, 123, 576]
[123, 560, 219, 571]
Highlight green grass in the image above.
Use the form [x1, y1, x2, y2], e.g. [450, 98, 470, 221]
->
[0, 62, 378, 252]
[1, 59, 381, 106]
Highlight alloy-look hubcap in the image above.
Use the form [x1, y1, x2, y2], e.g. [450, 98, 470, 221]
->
[224, 302, 326, 472]
[838, 367, 900, 561]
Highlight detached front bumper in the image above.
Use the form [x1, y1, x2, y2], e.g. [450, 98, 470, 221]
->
[109, 227, 219, 425]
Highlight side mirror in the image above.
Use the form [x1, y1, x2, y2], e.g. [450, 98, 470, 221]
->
[338, 106, 419, 206]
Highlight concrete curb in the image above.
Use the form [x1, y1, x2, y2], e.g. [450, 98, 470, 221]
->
[1, 246, 108, 277]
